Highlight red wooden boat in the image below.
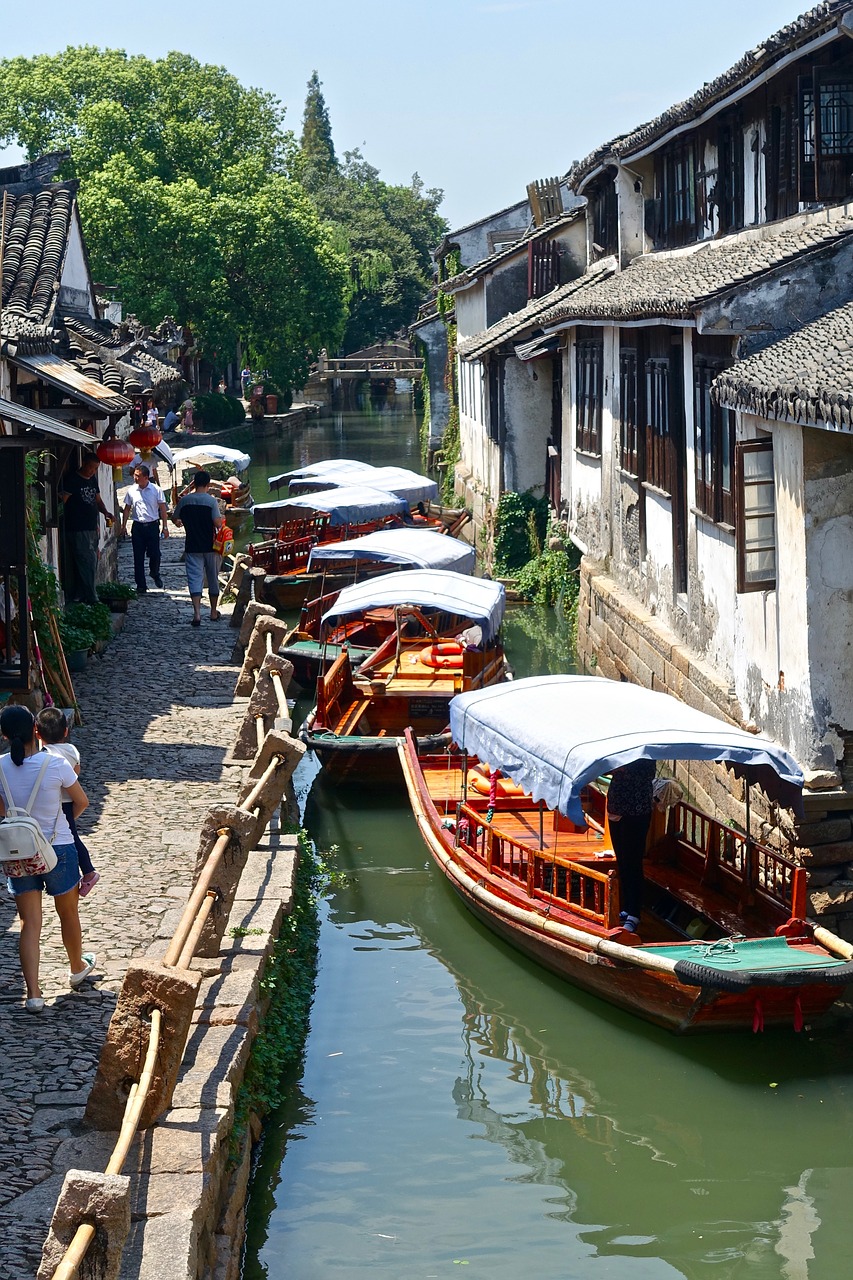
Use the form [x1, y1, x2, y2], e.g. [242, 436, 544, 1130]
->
[398, 676, 853, 1033]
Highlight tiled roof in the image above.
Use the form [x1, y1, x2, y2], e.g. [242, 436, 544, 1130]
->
[536, 217, 853, 325]
[440, 207, 582, 295]
[713, 300, 853, 426]
[0, 184, 75, 332]
[61, 314, 184, 400]
[568, 1, 849, 189]
[456, 263, 616, 360]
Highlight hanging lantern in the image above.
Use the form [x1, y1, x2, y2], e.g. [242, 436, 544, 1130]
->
[96, 436, 136, 482]
[128, 425, 163, 460]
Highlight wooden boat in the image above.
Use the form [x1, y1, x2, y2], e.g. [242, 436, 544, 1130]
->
[398, 675, 853, 1034]
[249, 485, 454, 609]
[301, 571, 508, 780]
[281, 529, 476, 686]
[171, 444, 254, 528]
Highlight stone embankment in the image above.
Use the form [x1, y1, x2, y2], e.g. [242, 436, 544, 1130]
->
[0, 531, 301, 1279]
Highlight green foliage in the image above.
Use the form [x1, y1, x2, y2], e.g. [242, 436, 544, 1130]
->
[97, 580, 137, 601]
[231, 831, 324, 1156]
[0, 47, 347, 394]
[299, 71, 336, 188]
[64, 601, 112, 643]
[439, 404, 460, 505]
[192, 392, 246, 429]
[514, 548, 577, 606]
[59, 620, 96, 653]
[493, 491, 549, 574]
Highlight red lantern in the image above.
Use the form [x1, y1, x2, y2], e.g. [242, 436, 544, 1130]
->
[128, 425, 163, 459]
[96, 436, 136, 482]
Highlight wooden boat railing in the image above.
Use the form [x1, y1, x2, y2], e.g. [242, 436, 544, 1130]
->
[666, 800, 806, 918]
[456, 802, 616, 928]
[249, 534, 317, 574]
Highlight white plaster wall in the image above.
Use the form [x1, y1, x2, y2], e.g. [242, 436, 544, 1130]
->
[454, 287, 487, 341]
[701, 140, 719, 239]
[694, 517, 737, 671]
[452, 201, 531, 266]
[743, 120, 767, 227]
[615, 166, 646, 265]
[643, 489, 674, 611]
[59, 212, 95, 314]
[502, 357, 551, 495]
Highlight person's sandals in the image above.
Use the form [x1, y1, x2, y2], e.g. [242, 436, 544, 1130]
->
[190, 618, 201, 627]
[25, 996, 45, 1013]
[79, 871, 100, 898]
[69, 953, 97, 989]
[210, 611, 221, 621]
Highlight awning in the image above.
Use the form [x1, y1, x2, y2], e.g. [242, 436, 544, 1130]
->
[269, 458, 368, 491]
[514, 333, 562, 362]
[290, 466, 438, 505]
[449, 675, 804, 825]
[308, 529, 475, 574]
[322, 570, 506, 643]
[12, 353, 131, 415]
[0, 396, 99, 447]
[253, 484, 408, 527]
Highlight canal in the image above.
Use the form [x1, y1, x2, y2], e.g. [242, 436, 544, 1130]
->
[241, 397, 853, 1280]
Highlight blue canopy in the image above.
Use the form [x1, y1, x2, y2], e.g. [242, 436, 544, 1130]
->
[450, 675, 804, 824]
[253, 484, 409, 526]
[290, 466, 438, 505]
[322, 570, 506, 643]
[268, 458, 368, 491]
[308, 529, 475, 574]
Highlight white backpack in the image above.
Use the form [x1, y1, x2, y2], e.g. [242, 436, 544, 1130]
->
[0, 755, 60, 877]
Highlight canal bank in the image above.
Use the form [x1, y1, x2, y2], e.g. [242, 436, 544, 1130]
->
[0, 529, 303, 1280]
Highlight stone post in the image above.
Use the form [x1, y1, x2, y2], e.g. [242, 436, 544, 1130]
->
[38, 1170, 131, 1280]
[189, 804, 258, 958]
[235, 615, 292, 696]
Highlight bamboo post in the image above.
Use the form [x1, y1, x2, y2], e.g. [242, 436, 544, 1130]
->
[163, 830, 230, 966]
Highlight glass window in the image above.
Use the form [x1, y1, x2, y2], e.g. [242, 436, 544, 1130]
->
[736, 439, 776, 591]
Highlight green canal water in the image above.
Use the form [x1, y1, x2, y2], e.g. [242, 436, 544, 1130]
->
[240, 399, 853, 1280]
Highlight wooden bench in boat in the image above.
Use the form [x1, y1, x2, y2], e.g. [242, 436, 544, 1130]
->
[315, 651, 370, 735]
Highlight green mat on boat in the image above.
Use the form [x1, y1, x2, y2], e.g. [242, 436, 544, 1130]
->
[646, 936, 844, 972]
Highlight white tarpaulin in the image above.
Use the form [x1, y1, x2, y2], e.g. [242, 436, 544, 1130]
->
[449, 675, 804, 824]
[253, 484, 408, 526]
[290, 465, 438, 505]
[173, 444, 251, 472]
[308, 529, 474, 574]
[322, 570, 506, 642]
[268, 458, 368, 490]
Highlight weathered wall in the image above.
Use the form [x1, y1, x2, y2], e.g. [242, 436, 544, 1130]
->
[412, 317, 450, 446]
[502, 356, 551, 495]
[578, 559, 853, 940]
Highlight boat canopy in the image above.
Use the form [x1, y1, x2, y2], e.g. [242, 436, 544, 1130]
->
[308, 529, 475, 574]
[322, 570, 506, 642]
[268, 458, 368, 491]
[449, 675, 805, 823]
[253, 484, 409, 526]
[173, 444, 251, 473]
[290, 466, 438, 505]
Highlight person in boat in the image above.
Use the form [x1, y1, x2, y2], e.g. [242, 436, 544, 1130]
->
[606, 758, 656, 935]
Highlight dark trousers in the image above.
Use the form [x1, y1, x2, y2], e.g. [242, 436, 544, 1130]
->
[609, 811, 652, 919]
[70, 529, 99, 604]
[62, 801, 94, 877]
[131, 521, 161, 590]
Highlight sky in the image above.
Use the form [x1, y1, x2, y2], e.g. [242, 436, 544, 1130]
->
[1, 0, 816, 231]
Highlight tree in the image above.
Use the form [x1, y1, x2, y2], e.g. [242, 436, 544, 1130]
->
[0, 48, 346, 390]
[299, 70, 336, 189]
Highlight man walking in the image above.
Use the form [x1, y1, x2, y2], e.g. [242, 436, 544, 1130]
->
[171, 470, 224, 626]
[60, 454, 115, 604]
[120, 464, 169, 593]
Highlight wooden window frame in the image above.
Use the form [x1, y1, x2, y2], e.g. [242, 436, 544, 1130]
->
[736, 438, 776, 593]
[619, 345, 640, 477]
[575, 335, 603, 456]
[694, 359, 734, 527]
[644, 357, 672, 494]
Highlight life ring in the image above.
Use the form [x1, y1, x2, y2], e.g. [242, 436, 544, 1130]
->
[469, 765, 525, 798]
[422, 640, 464, 669]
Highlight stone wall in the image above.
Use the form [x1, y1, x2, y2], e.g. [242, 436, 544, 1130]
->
[577, 558, 853, 940]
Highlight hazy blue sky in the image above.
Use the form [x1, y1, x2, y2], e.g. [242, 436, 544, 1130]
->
[2, 0, 814, 230]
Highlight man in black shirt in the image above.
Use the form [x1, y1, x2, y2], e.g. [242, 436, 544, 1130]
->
[60, 454, 115, 604]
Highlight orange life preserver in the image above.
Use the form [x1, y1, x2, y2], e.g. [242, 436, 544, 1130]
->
[422, 640, 464, 669]
[468, 765, 525, 799]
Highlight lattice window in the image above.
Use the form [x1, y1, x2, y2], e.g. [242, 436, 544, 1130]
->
[575, 336, 603, 456]
[736, 438, 776, 592]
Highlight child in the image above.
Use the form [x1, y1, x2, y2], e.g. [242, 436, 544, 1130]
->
[35, 707, 100, 897]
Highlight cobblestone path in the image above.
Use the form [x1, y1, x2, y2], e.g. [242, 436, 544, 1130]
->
[0, 531, 245, 1278]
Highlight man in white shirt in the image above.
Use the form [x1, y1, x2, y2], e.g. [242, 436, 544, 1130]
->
[120, 464, 169, 593]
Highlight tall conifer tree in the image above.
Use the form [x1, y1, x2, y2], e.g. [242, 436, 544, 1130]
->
[300, 70, 336, 185]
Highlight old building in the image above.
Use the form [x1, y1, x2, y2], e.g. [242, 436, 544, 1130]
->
[444, 2, 853, 935]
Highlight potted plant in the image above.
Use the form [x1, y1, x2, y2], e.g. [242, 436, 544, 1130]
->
[97, 581, 137, 613]
[60, 622, 96, 673]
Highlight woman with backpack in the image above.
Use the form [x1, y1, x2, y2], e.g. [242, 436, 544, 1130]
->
[0, 706, 96, 1012]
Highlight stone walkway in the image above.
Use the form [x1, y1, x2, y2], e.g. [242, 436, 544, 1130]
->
[0, 531, 246, 1279]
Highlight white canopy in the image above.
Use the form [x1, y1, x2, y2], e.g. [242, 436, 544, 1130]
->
[308, 529, 475, 574]
[268, 458, 368, 491]
[449, 675, 804, 824]
[290, 465, 438, 505]
[253, 484, 408, 526]
[173, 444, 251, 473]
[322, 570, 506, 643]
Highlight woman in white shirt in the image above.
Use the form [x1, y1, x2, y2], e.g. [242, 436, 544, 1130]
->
[0, 706, 96, 1012]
